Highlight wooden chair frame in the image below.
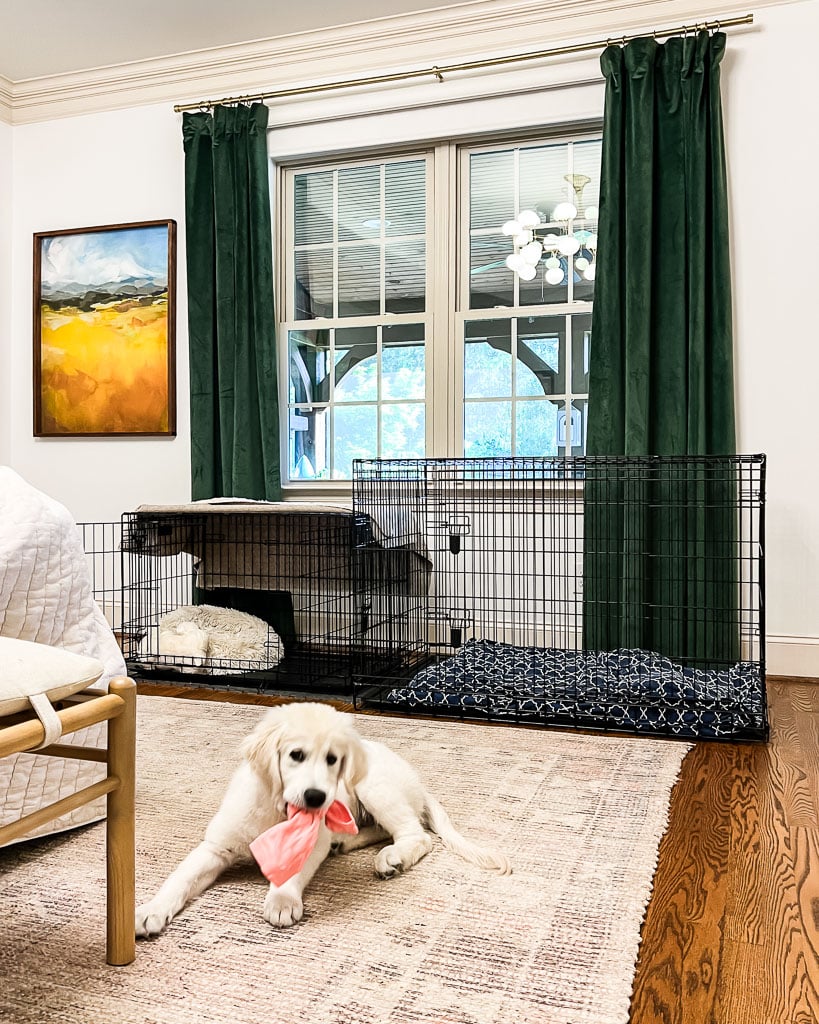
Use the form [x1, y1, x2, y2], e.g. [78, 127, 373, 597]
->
[0, 677, 137, 965]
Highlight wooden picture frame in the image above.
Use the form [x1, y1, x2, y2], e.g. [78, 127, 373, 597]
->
[33, 219, 177, 437]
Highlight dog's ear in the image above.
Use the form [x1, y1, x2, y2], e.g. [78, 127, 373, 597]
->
[340, 729, 368, 791]
[241, 712, 286, 798]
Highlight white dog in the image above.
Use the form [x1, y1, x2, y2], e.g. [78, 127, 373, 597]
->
[135, 702, 511, 935]
[157, 604, 283, 672]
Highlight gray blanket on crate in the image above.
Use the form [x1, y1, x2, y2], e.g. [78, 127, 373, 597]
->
[122, 499, 430, 593]
[385, 637, 766, 739]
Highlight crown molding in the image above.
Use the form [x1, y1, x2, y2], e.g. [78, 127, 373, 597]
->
[3, 0, 785, 124]
[0, 75, 12, 124]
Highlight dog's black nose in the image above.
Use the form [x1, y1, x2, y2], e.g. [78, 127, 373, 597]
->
[304, 788, 326, 809]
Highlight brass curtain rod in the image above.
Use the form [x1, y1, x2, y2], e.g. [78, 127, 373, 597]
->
[173, 12, 753, 113]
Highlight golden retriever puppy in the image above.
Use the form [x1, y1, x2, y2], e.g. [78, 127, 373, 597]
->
[135, 702, 511, 934]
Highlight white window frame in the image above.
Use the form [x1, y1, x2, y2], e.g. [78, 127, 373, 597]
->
[276, 128, 601, 492]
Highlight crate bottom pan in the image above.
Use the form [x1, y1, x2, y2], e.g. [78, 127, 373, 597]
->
[129, 644, 351, 691]
[127, 643, 409, 695]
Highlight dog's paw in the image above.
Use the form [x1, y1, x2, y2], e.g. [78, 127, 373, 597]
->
[135, 901, 174, 938]
[263, 888, 304, 928]
[374, 847, 406, 879]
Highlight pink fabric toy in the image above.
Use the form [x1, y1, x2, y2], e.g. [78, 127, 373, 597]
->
[250, 801, 358, 887]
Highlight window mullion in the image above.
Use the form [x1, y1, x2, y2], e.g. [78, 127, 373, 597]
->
[332, 170, 339, 320]
[431, 141, 456, 458]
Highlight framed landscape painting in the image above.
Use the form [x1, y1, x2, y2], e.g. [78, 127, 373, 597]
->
[33, 220, 177, 436]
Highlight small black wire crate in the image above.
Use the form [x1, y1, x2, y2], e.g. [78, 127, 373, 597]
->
[351, 456, 767, 741]
[119, 505, 370, 692]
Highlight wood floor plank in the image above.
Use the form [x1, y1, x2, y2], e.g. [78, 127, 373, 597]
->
[629, 743, 738, 1024]
[764, 687, 818, 827]
[792, 826, 819, 991]
[787, 684, 819, 714]
[718, 936, 819, 1024]
[723, 744, 769, 945]
[717, 739, 819, 1022]
[792, 701, 819, 824]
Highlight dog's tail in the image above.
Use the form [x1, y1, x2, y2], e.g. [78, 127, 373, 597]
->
[424, 794, 512, 874]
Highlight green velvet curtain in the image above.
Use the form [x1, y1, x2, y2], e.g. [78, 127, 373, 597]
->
[583, 31, 739, 664]
[182, 103, 281, 500]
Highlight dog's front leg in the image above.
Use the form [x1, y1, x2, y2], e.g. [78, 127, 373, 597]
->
[136, 839, 239, 937]
[262, 826, 332, 928]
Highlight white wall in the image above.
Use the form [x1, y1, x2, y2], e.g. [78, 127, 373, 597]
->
[7, 103, 190, 522]
[722, 1, 819, 672]
[3, 0, 818, 672]
[0, 118, 12, 465]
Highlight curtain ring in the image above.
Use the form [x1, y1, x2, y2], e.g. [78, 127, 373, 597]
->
[621, 34, 627, 46]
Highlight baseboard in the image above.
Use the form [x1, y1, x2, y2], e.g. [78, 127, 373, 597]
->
[766, 635, 819, 680]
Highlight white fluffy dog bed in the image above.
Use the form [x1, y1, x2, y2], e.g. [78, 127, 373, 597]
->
[158, 604, 283, 674]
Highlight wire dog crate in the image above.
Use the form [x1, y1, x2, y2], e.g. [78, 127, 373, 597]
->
[117, 506, 361, 691]
[77, 505, 430, 694]
[351, 455, 767, 741]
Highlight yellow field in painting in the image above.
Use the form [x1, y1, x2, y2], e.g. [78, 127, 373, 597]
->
[40, 300, 169, 434]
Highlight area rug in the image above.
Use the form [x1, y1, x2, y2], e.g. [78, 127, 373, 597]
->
[0, 696, 690, 1024]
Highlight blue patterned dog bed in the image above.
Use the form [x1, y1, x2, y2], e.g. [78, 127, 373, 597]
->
[384, 638, 766, 739]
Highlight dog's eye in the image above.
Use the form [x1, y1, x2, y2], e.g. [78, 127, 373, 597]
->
[289, 749, 306, 763]
[326, 753, 337, 766]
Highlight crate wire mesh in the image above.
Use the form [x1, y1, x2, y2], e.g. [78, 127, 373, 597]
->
[351, 456, 767, 741]
[77, 522, 124, 638]
[115, 508, 375, 691]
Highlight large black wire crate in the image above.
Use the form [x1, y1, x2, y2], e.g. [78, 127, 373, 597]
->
[351, 456, 767, 741]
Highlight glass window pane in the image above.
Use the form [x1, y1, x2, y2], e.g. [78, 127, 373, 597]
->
[516, 399, 562, 456]
[464, 401, 512, 457]
[518, 258, 569, 307]
[386, 160, 425, 237]
[289, 405, 329, 480]
[334, 405, 377, 479]
[338, 165, 381, 242]
[571, 314, 592, 393]
[335, 326, 377, 403]
[381, 403, 425, 458]
[470, 150, 515, 231]
[572, 244, 597, 303]
[338, 246, 380, 317]
[295, 250, 333, 319]
[519, 143, 571, 226]
[382, 324, 425, 400]
[470, 236, 513, 309]
[464, 320, 511, 398]
[573, 141, 601, 214]
[294, 171, 333, 246]
[517, 316, 565, 396]
[288, 329, 330, 405]
[385, 240, 425, 313]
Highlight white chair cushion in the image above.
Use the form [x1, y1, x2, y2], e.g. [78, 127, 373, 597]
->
[0, 637, 104, 716]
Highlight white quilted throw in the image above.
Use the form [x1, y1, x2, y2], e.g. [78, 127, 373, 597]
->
[0, 466, 126, 844]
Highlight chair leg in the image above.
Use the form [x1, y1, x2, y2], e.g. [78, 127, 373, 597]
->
[106, 677, 137, 966]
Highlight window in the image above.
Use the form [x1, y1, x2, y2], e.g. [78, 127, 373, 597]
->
[280, 134, 601, 482]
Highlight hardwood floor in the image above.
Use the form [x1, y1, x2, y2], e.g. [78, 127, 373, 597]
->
[137, 678, 819, 1023]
